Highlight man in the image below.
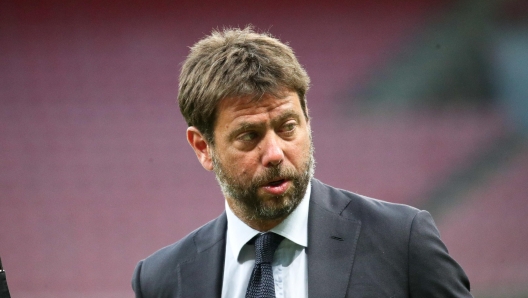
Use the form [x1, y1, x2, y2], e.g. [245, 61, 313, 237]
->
[0, 257, 12, 298]
[132, 27, 472, 297]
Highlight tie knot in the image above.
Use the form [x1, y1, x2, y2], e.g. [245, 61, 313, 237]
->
[254, 233, 284, 265]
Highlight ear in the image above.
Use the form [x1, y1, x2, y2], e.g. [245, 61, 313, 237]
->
[186, 127, 214, 171]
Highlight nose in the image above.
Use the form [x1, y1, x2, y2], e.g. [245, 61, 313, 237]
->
[261, 133, 284, 167]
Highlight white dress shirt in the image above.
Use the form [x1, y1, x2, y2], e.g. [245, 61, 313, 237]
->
[221, 182, 311, 298]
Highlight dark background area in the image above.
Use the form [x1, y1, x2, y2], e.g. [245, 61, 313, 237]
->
[1, 0, 527, 297]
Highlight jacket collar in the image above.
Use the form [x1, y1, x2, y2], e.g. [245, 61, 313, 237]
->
[307, 179, 362, 298]
[178, 212, 227, 297]
[177, 179, 362, 298]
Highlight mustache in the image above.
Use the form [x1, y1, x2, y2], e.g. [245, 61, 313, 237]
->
[251, 165, 298, 188]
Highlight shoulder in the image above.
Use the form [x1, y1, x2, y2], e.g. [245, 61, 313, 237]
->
[310, 178, 429, 249]
[309, 179, 472, 296]
[145, 212, 226, 269]
[310, 178, 420, 226]
[132, 213, 227, 296]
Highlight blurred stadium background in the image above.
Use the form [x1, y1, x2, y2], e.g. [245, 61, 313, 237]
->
[1, 0, 527, 297]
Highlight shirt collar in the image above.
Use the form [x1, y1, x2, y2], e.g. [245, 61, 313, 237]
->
[225, 181, 311, 261]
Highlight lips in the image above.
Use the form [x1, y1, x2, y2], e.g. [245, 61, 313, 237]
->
[262, 178, 290, 195]
[267, 179, 285, 186]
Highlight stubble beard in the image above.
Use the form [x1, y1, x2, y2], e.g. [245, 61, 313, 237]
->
[211, 141, 315, 223]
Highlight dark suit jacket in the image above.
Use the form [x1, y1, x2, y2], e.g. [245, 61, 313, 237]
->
[132, 179, 472, 297]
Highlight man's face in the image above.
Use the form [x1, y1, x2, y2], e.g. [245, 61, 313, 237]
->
[210, 90, 314, 223]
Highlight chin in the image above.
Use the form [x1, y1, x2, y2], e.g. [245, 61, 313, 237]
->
[254, 194, 299, 220]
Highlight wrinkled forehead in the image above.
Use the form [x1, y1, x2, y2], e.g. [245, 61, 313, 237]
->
[213, 91, 304, 129]
[216, 87, 303, 115]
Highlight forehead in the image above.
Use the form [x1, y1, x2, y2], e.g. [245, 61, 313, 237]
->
[215, 91, 304, 128]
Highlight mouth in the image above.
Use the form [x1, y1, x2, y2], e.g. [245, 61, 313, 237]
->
[262, 178, 290, 195]
[267, 179, 286, 187]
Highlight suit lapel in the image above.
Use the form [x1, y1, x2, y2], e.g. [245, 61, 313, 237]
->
[179, 213, 227, 297]
[176, 180, 362, 297]
[307, 180, 362, 298]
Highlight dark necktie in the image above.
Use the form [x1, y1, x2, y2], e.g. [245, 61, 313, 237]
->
[245, 232, 284, 298]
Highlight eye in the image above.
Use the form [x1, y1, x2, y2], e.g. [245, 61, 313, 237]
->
[237, 131, 259, 142]
[279, 121, 297, 135]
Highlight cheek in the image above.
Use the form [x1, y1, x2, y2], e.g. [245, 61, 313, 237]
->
[288, 135, 311, 162]
[224, 151, 259, 176]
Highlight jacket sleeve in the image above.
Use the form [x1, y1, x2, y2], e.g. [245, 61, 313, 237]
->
[408, 210, 473, 297]
[132, 260, 144, 298]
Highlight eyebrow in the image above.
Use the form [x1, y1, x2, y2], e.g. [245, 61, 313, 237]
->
[270, 109, 301, 127]
[227, 109, 302, 140]
[227, 122, 263, 141]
